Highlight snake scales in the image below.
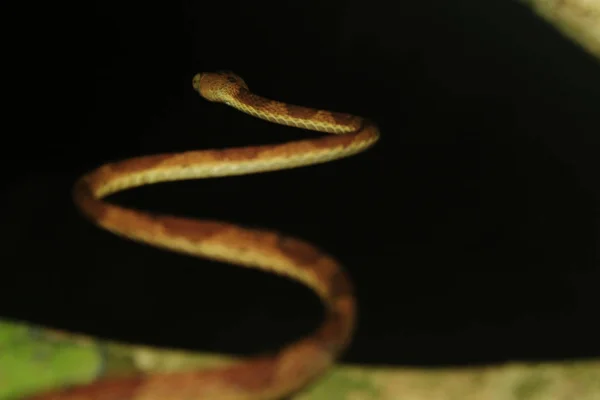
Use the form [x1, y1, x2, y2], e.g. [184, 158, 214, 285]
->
[29, 71, 380, 399]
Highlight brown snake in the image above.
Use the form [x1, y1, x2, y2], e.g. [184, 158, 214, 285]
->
[30, 71, 380, 399]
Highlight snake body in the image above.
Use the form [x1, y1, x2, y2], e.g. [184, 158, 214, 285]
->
[30, 71, 379, 399]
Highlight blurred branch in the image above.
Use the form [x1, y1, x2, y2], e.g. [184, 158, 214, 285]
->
[519, 0, 600, 60]
[3, 318, 600, 400]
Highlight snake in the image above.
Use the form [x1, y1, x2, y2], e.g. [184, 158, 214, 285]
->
[29, 71, 380, 399]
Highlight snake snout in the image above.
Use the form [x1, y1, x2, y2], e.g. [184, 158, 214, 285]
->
[192, 72, 222, 102]
[193, 71, 245, 104]
[192, 73, 203, 92]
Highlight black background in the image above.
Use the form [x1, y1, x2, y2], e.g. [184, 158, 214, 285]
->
[1, 0, 599, 368]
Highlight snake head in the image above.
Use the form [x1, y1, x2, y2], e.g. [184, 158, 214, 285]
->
[192, 71, 248, 103]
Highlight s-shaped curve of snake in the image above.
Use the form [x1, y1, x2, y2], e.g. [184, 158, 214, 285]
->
[28, 71, 380, 400]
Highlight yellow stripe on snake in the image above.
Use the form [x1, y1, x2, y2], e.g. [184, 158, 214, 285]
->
[29, 71, 380, 399]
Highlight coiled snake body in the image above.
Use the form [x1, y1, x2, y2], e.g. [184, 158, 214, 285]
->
[31, 71, 380, 399]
